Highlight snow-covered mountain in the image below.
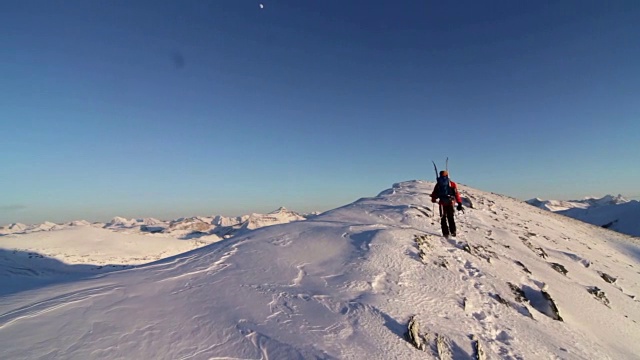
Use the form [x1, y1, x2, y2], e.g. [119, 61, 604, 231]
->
[526, 194, 630, 212]
[527, 195, 640, 237]
[104, 216, 165, 229]
[0, 208, 309, 273]
[11, 221, 66, 233]
[0, 207, 309, 240]
[1, 181, 639, 359]
[241, 207, 308, 231]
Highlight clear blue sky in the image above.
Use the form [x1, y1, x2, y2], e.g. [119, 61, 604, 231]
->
[2, 1, 639, 224]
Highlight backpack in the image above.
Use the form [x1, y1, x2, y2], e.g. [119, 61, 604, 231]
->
[436, 176, 454, 203]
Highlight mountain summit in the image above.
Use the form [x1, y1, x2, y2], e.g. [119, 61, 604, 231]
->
[1, 181, 639, 359]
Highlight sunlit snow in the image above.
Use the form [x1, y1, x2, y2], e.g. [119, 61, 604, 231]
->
[1, 181, 639, 359]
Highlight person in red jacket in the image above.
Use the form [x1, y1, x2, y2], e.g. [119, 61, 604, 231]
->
[431, 170, 464, 237]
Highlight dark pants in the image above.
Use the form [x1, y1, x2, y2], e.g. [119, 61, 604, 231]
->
[440, 203, 456, 237]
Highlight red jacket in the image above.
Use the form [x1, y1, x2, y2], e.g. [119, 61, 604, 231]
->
[431, 179, 462, 205]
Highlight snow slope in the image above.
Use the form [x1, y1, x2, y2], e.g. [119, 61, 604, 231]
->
[1, 181, 639, 359]
[527, 195, 640, 237]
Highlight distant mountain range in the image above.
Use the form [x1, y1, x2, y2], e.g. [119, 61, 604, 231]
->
[526, 195, 640, 237]
[0, 207, 310, 240]
[3, 181, 640, 358]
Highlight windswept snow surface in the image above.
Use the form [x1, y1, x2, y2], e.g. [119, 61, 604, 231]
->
[1, 181, 640, 359]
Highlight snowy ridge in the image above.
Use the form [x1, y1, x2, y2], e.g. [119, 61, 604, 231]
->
[105, 216, 164, 228]
[1, 181, 639, 359]
[527, 195, 640, 237]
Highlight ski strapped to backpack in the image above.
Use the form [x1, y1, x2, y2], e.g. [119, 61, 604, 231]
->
[431, 158, 449, 178]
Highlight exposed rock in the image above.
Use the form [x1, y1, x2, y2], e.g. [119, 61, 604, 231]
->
[541, 288, 563, 321]
[598, 272, 617, 284]
[436, 333, 452, 360]
[140, 225, 166, 233]
[508, 282, 528, 303]
[67, 220, 91, 227]
[536, 247, 549, 259]
[472, 334, 486, 360]
[587, 286, 611, 307]
[520, 237, 548, 258]
[471, 244, 497, 263]
[414, 235, 431, 264]
[492, 293, 510, 306]
[212, 215, 245, 227]
[515, 261, 532, 274]
[414, 234, 430, 247]
[405, 315, 426, 351]
[166, 217, 212, 232]
[434, 257, 449, 269]
[463, 243, 472, 254]
[550, 263, 568, 276]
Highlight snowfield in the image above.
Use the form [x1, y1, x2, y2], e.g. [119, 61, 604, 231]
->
[0, 226, 213, 266]
[1, 180, 639, 359]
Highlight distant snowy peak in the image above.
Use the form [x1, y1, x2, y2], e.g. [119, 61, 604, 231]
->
[67, 220, 91, 227]
[135, 208, 306, 238]
[2, 208, 309, 238]
[105, 217, 164, 228]
[525, 198, 578, 212]
[38, 221, 65, 231]
[268, 206, 306, 219]
[585, 194, 629, 206]
[269, 206, 291, 214]
[213, 215, 246, 227]
[241, 207, 307, 231]
[0, 223, 28, 235]
[526, 194, 630, 212]
[528, 195, 640, 237]
[166, 217, 212, 233]
[105, 217, 135, 228]
[0, 221, 64, 234]
[7, 223, 28, 231]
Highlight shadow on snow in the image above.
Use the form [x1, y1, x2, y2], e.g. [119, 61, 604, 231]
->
[0, 248, 130, 297]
